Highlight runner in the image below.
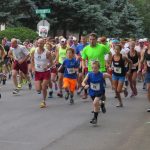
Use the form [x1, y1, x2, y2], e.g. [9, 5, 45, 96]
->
[59, 48, 79, 104]
[55, 38, 68, 97]
[31, 38, 53, 108]
[138, 42, 150, 112]
[82, 33, 111, 99]
[82, 61, 112, 124]
[8, 38, 31, 94]
[75, 35, 89, 98]
[128, 41, 140, 97]
[110, 44, 132, 107]
[82, 33, 111, 73]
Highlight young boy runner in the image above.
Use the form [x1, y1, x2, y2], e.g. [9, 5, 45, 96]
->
[82, 61, 112, 125]
[59, 48, 79, 104]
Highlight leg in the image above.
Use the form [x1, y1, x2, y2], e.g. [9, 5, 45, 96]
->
[90, 97, 100, 124]
[12, 69, 18, 88]
[132, 71, 138, 95]
[57, 72, 63, 97]
[116, 81, 124, 107]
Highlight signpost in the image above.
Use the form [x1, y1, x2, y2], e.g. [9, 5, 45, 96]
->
[36, 8, 51, 37]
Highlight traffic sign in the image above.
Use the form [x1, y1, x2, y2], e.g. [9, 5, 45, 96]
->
[37, 20, 50, 31]
[36, 9, 51, 14]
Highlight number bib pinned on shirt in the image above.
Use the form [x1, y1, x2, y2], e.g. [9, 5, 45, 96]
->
[114, 67, 122, 74]
[90, 83, 100, 91]
[67, 68, 75, 74]
[147, 61, 150, 67]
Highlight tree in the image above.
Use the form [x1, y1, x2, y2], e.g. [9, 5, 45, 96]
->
[129, 0, 150, 38]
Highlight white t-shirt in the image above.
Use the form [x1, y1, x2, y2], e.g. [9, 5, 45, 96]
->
[34, 48, 50, 72]
[135, 46, 142, 53]
[10, 45, 29, 61]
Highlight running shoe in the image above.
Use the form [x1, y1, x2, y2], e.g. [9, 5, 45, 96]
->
[143, 82, 146, 90]
[124, 88, 128, 97]
[101, 101, 106, 113]
[8, 73, 12, 79]
[82, 93, 87, 99]
[2, 79, 6, 85]
[65, 92, 69, 100]
[37, 91, 41, 94]
[55, 83, 58, 91]
[17, 83, 22, 89]
[13, 89, 19, 95]
[40, 101, 46, 108]
[130, 93, 135, 98]
[90, 117, 97, 124]
[57, 92, 63, 98]
[48, 91, 53, 98]
[147, 108, 150, 112]
[70, 98, 74, 104]
[116, 103, 123, 107]
[22, 79, 27, 85]
[28, 83, 32, 90]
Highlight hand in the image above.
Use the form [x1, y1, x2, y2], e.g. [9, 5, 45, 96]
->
[18, 59, 24, 64]
[127, 70, 131, 75]
[32, 67, 35, 74]
[44, 65, 50, 71]
[82, 82, 86, 87]
[137, 69, 141, 75]
[84, 85, 89, 89]
[76, 55, 81, 61]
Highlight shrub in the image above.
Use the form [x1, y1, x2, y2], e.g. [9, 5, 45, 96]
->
[0, 27, 38, 42]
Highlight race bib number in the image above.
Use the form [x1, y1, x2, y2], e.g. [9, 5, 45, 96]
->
[62, 57, 66, 62]
[67, 68, 75, 74]
[132, 65, 136, 69]
[36, 64, 42, 69]
[147, 61, 150, 67]
[114, 67, 122, 74]
[90, 83, 100, 91]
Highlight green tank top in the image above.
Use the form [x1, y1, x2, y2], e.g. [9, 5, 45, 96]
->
[58, 47, 67, 64]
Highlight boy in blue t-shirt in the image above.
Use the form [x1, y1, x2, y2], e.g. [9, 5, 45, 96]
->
[82, 61, 112, 124]
[59, 48, 79, 104]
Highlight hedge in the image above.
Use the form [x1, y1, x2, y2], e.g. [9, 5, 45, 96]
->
[0, 27, 38, 42]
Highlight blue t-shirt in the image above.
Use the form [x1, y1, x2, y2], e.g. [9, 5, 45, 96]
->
[87, 72, 105, 96]
[63, 58, 79, 79]
[76, 43, 89, 55]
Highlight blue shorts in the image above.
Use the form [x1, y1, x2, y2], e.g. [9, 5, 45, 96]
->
[145, 72, 150, 83]
[112, 74, 125, 83]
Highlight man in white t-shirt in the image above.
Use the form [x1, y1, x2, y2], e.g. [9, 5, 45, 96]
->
[8, 38, 31, 94]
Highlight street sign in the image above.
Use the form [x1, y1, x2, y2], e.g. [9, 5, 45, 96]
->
[36, 9, 51, 14]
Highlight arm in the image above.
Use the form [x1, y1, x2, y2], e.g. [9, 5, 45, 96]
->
[54, 46, 59, 63]
[81, 74, 89, 88]
[31, 51, 35, 73]
[138, 49, 145, 72]
[124, 56, 132, 73]
[46, 51, 53, 69]
[103, 73, 113, 88]
[8, 49, 13, 59]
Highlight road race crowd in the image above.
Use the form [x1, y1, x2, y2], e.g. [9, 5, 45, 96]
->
[0, 33, 150, 124]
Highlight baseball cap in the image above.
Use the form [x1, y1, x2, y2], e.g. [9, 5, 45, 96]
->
[60, 38, 66, 43]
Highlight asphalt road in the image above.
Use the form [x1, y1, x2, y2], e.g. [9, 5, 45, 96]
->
[0, 79, 150, 150]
